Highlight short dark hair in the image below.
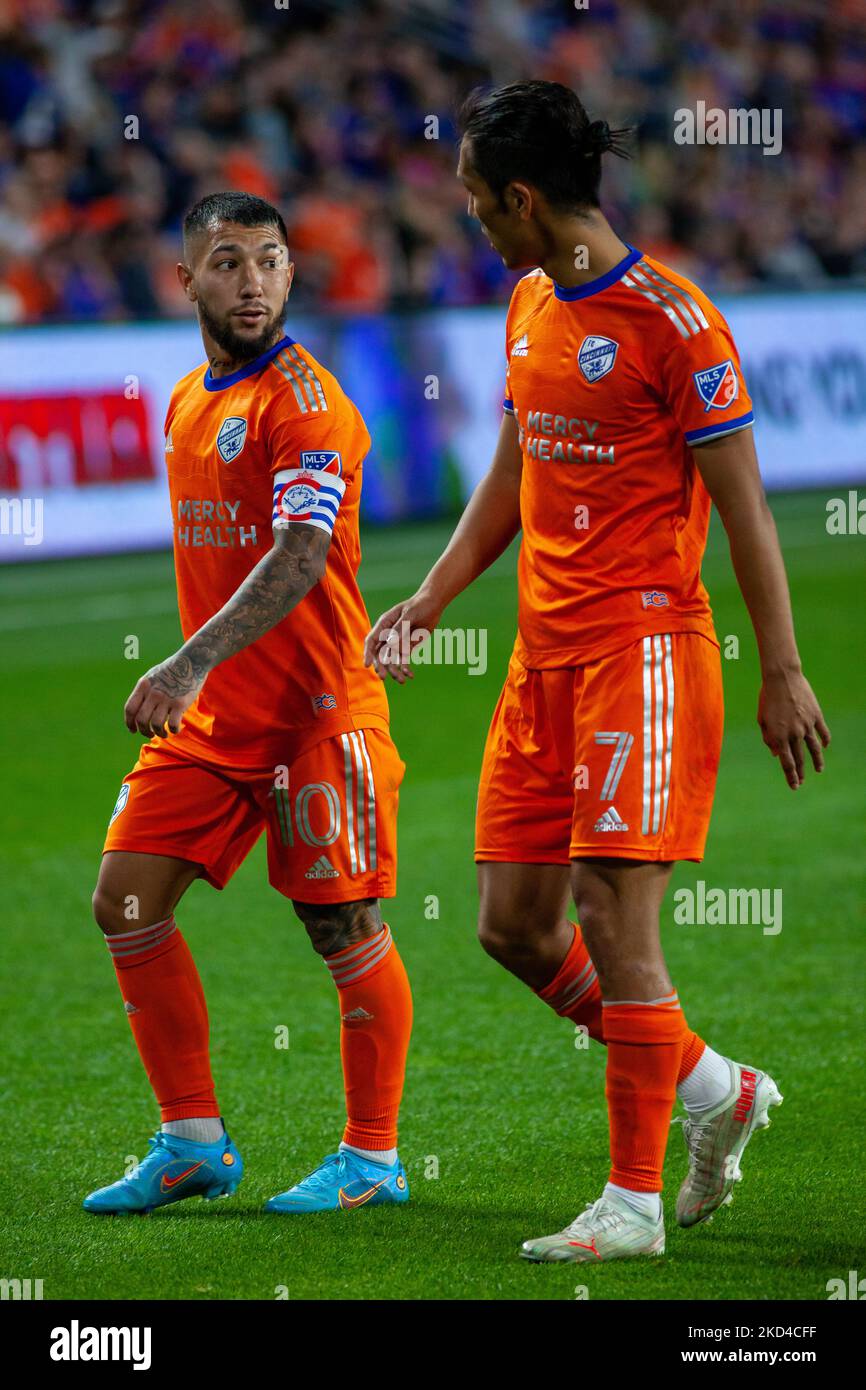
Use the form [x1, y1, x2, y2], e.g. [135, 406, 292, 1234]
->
[182, 191, 288, 256]
[458, 80, 630, 211]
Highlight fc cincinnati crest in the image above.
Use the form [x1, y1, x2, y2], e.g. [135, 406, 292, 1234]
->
[577, 335, 619, 384]
[216, 416, 247, 462]
[693, 360, 738, 412]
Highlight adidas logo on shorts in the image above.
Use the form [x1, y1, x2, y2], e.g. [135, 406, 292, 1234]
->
[304, 854, 340, 880]
[511, 333, 529, 357]
[594, 805, 629, 832]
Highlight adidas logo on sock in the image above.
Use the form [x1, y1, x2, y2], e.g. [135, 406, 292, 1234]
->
[341, 1007, 374, 1022]
[305, 854, 340, 880]
[593, 805, 629, 832]
[124, 1000, 139, 1015]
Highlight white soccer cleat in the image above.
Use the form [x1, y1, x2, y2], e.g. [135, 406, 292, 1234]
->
[675, 1059, 783, 1228]
[520, 1191, 665, 1263]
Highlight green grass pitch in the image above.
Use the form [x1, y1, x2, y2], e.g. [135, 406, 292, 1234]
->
[0, 491, 863, 1301]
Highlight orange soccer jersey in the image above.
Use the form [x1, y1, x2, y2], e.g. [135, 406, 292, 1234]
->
[105, 334, 400, 901]
[162, 333, 389, 770]
[477, 245, 753, 864]
[503, 244, 754, 667]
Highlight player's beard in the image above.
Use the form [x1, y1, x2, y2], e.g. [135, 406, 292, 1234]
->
[196, 293, 288, 365]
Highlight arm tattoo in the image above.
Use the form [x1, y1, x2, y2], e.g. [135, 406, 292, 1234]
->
[162, 524, 330, 693]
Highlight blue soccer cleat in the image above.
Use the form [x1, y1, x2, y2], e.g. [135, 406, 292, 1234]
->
[265, 1149, 409, 1213]
[83, 1128, 243, 1215]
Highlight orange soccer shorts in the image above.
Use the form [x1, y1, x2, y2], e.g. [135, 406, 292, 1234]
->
[103, 727, 404, 901]
[475, 632, 723, 864]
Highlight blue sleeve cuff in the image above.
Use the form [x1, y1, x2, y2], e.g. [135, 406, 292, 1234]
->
[685, 410, 754, 445]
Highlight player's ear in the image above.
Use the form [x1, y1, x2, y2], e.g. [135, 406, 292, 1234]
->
[506, 181, 533, 220]
[176, 261, 196, 302]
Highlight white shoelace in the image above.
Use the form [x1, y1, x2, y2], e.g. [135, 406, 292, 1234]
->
[563, 1198, 624, 1238]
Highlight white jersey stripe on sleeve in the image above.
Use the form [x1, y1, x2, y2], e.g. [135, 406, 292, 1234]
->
[629, 263, 703, 336]
[623, 272, 692, 339]
[272, 354, 309, 412]
[285, 345, 327, 412]
[635, 262, 710, 330]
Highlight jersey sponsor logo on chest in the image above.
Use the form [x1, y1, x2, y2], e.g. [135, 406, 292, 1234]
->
[577, 335, 619, 384]
[175, 497, 257, 548]
[519, 409, 615, 465]
[216, 416, 247, 462]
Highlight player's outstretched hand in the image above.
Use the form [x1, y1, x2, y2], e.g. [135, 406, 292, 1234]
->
[124, 656, 206, 738]
[364, 592, 442, 684]
[758, 670, 830, 789]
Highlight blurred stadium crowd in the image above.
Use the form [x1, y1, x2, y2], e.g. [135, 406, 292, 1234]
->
[1, 0, 865, 324]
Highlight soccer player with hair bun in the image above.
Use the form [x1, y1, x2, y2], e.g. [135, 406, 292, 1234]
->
[366, 80, 830, 1264]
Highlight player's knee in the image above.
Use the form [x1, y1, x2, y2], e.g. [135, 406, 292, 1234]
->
[91, 882, 127, 936]
[294, 898, 381, 957]
[477, 906, 525, 963]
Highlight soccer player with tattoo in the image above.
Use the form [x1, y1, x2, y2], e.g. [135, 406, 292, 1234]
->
[365, 82, 830, 1262]
[86, 193, 412, 1216]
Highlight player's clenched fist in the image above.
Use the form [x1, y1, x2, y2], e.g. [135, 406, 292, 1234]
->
[124, 657, 206, 738]
[364, 592, 443, 684]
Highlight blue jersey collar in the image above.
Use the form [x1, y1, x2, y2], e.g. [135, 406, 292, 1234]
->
[203, 334, 294, 391]
[552, 244, 642, 301]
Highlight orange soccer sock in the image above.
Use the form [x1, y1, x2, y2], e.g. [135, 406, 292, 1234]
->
[536, 922, 604, 1041]
[536, 923, 706, 1086]
[324, 924, 413, 1153]
[105, 916, 219, 1123]
[603, 993, 687, 1192]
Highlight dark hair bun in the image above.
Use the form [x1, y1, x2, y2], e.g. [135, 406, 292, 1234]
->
[585, 119, 612, 155]
[583, 118, 632, 160]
